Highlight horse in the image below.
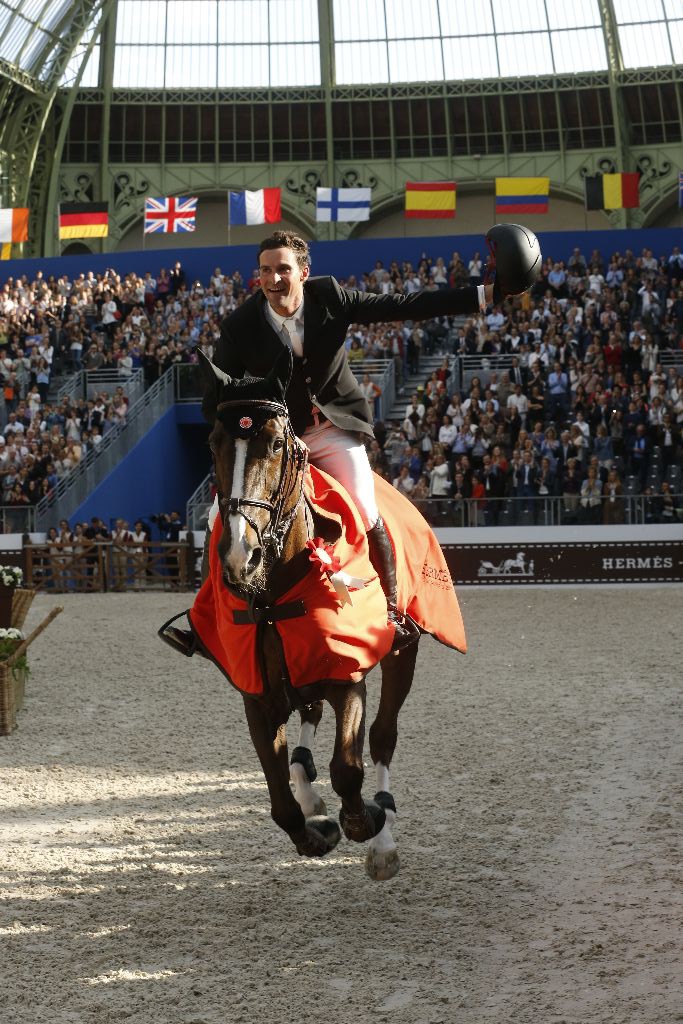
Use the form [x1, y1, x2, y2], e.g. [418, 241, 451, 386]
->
[163, 347, 463, 880]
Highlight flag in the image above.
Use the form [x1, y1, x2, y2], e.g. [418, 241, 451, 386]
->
[144, 196, 197, 234]
[59, 202, 108, 239]
[0, 244, 11, 260]
[405, 182, 456, 219]
[495, 178, 550, 215]
[679, 171, 683, 209]
[316, 187, 371, 222]
[0, 208, 28, 243]
[228, 188, 281, 226]
[584, 173, 640, 210]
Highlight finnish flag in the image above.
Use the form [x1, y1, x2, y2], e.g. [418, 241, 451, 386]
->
[316, 187, 371, 222]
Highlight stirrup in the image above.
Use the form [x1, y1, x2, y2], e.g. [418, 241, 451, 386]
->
[387, 605, 420, 653]
[158, 610, 203, 658]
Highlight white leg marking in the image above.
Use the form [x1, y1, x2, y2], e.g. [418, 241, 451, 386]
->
[290, 721, 321, 816]
[370, 762, 396, 856]
[226, 439, 249, 577]
[298, 722, 316, 750]
[290, 762, 319, 817]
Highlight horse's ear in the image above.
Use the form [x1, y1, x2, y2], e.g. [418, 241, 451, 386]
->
[197, 349, 231, 422]
[266, 345, 292, 403]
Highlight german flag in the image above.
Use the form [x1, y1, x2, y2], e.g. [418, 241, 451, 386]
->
[584, 173, 640, 211]
[59, 202, 109, 239]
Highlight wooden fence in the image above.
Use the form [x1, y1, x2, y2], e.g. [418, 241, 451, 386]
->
[24, 540, 199, 593]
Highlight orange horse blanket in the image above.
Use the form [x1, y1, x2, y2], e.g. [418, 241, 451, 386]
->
[189, 468, 466, 696]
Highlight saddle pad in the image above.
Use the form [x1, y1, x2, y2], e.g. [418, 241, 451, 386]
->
[189, 466, 465, 696]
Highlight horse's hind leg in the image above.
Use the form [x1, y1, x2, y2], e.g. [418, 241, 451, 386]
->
[366, 642, 419, 881]
[290, 701, 327, 816]
[326, 681, 387, 844]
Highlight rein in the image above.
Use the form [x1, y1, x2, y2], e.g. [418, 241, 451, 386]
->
[214, 398, 308, 559]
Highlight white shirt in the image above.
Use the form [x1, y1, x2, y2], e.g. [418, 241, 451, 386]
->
[264, 301, 304, 358]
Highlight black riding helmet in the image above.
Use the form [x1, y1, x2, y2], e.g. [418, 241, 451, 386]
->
[485, 222, 542, 299]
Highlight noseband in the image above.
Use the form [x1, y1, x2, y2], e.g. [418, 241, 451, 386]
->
[214, 399, 308, 558]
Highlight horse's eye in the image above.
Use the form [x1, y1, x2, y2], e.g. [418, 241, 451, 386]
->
[272, 438, 284, 453]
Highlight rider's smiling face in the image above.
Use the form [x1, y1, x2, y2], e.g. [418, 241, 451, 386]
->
[259, 246, 309, 317]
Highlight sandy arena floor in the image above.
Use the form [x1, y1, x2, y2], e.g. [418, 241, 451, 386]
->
[0, 589, 681, 1024]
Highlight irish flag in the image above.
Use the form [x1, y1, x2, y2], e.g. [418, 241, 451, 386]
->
[0, 207, 29, 244]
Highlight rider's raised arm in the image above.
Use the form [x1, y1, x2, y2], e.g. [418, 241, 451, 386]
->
[333, 277, 488, 327]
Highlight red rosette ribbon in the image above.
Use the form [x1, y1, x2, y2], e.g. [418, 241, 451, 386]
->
[306, 537, 342, 574]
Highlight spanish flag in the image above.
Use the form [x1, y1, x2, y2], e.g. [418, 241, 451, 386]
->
[584, 173, 640, 210]
[0, 207, 29, 244]
[59, 202, 109, 239]
[495, 177, 550, 215]
[405, 182, 456, 219]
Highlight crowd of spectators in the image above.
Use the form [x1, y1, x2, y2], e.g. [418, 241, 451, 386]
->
[350, 244, 683, 526]
[0, 239, 681, 530]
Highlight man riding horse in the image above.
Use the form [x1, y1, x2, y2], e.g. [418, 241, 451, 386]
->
[169, 223, 540, 653]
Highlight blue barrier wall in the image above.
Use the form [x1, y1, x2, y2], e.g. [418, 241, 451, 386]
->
[70, 405, 210, 531]
[3, 228, 682, 286]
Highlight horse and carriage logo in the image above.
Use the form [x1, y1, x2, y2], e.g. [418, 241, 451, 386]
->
[477, 551, 535, 577]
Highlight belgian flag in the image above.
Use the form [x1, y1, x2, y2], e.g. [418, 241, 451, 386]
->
[59, 202, 109, 239]
[584, 173, 640, 211]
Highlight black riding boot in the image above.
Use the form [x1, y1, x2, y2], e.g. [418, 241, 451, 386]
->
[366, 515, 420, 653]
[158, 529, 211, 658]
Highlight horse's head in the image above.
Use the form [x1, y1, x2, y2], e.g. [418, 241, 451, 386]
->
[198, 347, 306, 590]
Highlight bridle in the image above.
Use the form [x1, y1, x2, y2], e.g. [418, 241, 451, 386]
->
[213, 398, 308, 559]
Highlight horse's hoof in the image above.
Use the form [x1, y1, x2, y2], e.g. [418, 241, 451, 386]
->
[296, 815, 341, 858]
[339, 799, 386, 843]
[365, 847, 400, 881]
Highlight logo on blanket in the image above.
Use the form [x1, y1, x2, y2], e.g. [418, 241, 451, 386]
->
[239, 416, 253, 430]
[421, 561, 453, 589]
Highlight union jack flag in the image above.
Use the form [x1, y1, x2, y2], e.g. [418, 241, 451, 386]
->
[144, 195, 197, 234]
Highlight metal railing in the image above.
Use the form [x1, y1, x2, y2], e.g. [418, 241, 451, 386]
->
[186, 474, 214, 531]
[34, 369, 175, 531]
[57, 368, 145, 406]
[0, 505, 35, 534]
[172, 356, 397, 423]
[408, 492, 683, 528]
[349, 358, 395, 422]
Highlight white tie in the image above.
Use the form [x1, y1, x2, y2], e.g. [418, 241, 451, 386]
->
[281, 319, 303, 358]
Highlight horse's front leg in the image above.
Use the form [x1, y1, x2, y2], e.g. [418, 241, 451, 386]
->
[326, 681, 386, 844]
[290, 701, 327, 817]
[242, 697, 340, 858]
[366, 642, 419, 881]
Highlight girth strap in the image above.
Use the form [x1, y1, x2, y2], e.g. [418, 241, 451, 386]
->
[232, 599, 306, 626]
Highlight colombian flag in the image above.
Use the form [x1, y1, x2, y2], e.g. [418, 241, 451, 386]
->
[405, 182, 456, 219]
[495, 177, 550, 215]
[584, 173, 640, 210]
[59, 202, 109, 239]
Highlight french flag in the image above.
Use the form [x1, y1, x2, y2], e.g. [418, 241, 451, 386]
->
[229, 188, 281, 226]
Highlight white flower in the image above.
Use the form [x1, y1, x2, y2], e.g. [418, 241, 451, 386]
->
[0, 565, 22, 587]
[0, 627, 23, 640]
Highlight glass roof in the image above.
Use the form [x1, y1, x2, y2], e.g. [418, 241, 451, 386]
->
[0, 0, 681, 90]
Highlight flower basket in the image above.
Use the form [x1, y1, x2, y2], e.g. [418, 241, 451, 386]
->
[0, 567, 35, 630]
[0, 607, 62, 735]
[0, 587, 35, 630]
